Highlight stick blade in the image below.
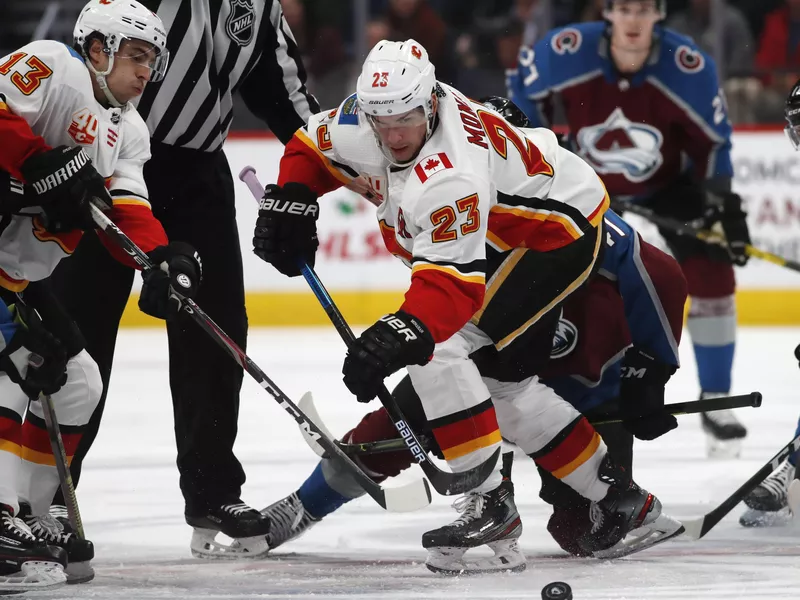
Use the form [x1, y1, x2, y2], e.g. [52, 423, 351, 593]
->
[425, 446, 501, 495]
[788, 479, 800, 516]
[680, 517, 706, 541]
[384, 478, 433, 513]
[297, 392, 330, 457]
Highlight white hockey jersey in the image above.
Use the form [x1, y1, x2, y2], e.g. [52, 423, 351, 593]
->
[277, 83, 609, 343]
[0, 40, 165, 290]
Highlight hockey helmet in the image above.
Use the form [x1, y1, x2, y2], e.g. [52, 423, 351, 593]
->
[356, 39, 438, 165]
[786, 78, 800, 150]
[74, 0, 169, 106]
[479, 96, 532, 129]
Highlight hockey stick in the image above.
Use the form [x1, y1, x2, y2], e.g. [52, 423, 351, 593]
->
[682, 431, 800, 540]
[298, 391, 762, 458]
[614, 199, 800, 273]
[36, 390, 85, 540]
[88, 203, 430, 513]
[239, 166, 500, 496]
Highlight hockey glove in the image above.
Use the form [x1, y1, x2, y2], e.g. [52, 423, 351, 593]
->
[619, 347, 677, 441]
[20, 146, 111, 232]
[253, 183, 319, 277]
[139, 242, 203, 320]
[342, 311, 435, 403]
[702, 191, 751, 266]
[0, 304, 68, 399]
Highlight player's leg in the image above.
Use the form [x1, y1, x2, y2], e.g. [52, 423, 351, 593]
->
[149, 147, 265, 558]
[47, 234, 136, 495]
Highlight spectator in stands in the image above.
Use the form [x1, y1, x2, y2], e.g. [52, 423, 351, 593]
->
[578, 0, 605, 22]
[667, 0, 755, 78]
[387, 0, 454, 81]
[752, 0, 800, 120]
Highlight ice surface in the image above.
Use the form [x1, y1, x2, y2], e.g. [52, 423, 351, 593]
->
[33, 327, 800, 599]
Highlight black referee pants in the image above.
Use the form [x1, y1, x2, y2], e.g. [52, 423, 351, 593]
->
[50, 143, 248, 517]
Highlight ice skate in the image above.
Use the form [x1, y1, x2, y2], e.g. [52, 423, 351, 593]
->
[260, 492, 318, 551]
[186, 501, 271, 559]
[740, 460, 796, 528]
[422, 453, 525, 575]
[580, 460, 684, 558]
[700, 393, 747, 458]
[18, 503, 94, 584]
[0, 507, 67, 593]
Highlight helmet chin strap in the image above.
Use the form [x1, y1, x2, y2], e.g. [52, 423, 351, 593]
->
[85, 54, 124, 108]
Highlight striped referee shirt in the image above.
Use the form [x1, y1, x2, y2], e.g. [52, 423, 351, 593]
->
[137, 0, 319, 151]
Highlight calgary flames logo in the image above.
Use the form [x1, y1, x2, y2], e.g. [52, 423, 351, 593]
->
[411, 45, 422, 60]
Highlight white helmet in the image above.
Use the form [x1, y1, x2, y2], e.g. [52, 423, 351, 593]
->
[356, 39, 438, 165]
[74, 0, 169, 107]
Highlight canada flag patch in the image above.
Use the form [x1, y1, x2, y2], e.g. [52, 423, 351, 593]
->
[414, 152, 453, 183]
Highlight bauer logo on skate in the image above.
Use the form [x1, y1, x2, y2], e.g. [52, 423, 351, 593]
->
[576, 108, 664, 183]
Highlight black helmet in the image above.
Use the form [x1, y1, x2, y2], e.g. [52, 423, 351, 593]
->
[479, 96, 532, 128]
[785, 78, 800, 150]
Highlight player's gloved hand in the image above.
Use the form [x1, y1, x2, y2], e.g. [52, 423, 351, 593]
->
[342, 311, 435, 403]
[138, 242, 203, 320]
[0, 303, 68, 399]
[619, 347, 677, 441]
[702, 191, 751, 266]
[20, 146, 111, 232]
[253, 183, 319, 277]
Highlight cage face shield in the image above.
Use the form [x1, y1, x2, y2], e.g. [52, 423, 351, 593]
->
[786, 80, 800, 151]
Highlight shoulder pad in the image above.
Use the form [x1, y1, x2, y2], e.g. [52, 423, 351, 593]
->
[657, 29, 708, 75]
[338, 93, 359, 126]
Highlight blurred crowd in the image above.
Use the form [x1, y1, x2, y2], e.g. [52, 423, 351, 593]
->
[284, 0, 800, 125]
[3, 0, 800, 126]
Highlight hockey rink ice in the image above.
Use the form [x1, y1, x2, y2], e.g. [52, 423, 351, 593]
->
[39, 326, 800, 599]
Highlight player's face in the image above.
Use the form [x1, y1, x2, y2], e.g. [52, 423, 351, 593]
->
[606, 1, 661, 52]
[370, 108, 428, 163]
[106, 39, 159, 103]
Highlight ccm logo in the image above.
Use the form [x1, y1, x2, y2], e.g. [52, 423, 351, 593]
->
[620, 366, 646, 379]
[396, 419, 426, 463]
[278, 397, 322, 442]
[260, 198, 318, 217]
[380, 314, 418, 342]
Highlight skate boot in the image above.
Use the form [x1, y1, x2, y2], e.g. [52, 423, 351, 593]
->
[186, 501, 271, 559]
[700, 393, 747, 458]
[422, 453, 525, 575]
[740, 460, 796, 528]
[260, 492, 318, 551]
[579, 459, 684, 558]
[18, 503, 94, 584]
[0, 506, 67, 593]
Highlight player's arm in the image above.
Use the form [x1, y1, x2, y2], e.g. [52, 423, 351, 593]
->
[602, 211, 686, 368]
[342, 174, 488, 402]
[506, 36, 556, 128]
[237, 0, 319, 144]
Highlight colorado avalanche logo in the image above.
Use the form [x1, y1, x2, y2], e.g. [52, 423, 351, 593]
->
[551, 317, 578, 359]
[576, 108, 664, 182]
[552, 28, 582, 55]
[675, 45, 705, 74]
[226, 0, 255, 46]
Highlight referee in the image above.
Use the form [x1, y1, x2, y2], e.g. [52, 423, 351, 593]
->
[50, 0, 319, 554]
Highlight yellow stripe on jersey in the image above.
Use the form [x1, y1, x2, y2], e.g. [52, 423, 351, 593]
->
[0, 439, 21, 457]
[295, 129, 353, 186]
[471, 247, 526, 324]
[0, 101, 8, 112]
[588, 184, 610, 227]
[112, 197, 152, 209]
[490, 204, 583, 240]
[411, 263, 485, 285]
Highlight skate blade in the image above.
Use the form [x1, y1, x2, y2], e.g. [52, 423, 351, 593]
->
[739, 507, 793, 528]
[592, 514, 684, 559]
[705, 435, 742, 459]
[66, 560, 95, 584]
[425, 539, 526, 575]
[190, 528, 270, 560]
[0, 561, 67, 592]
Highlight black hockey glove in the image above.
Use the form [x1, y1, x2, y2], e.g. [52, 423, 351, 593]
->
[342, 311, 435, 403]
[0, 303, 68, 399]
[619, 347, 678, 441]
[20, 146, 112, 233]
[139, 242, 203, 320]
[702, 191, 751, 266]
[253, 183, 319, 277]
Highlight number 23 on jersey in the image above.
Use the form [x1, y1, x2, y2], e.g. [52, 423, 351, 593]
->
[430, 194, 481, 243]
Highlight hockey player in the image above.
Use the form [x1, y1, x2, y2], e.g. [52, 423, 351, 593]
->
[739, 81, 800, 527]
[0, 0, 202, 589]
[507, 0, 751, 458]
[258, 208, 687, 564]
[253, 40, 682, 572]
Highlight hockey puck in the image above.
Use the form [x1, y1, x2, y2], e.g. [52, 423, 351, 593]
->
[542, 581, 573, 600]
